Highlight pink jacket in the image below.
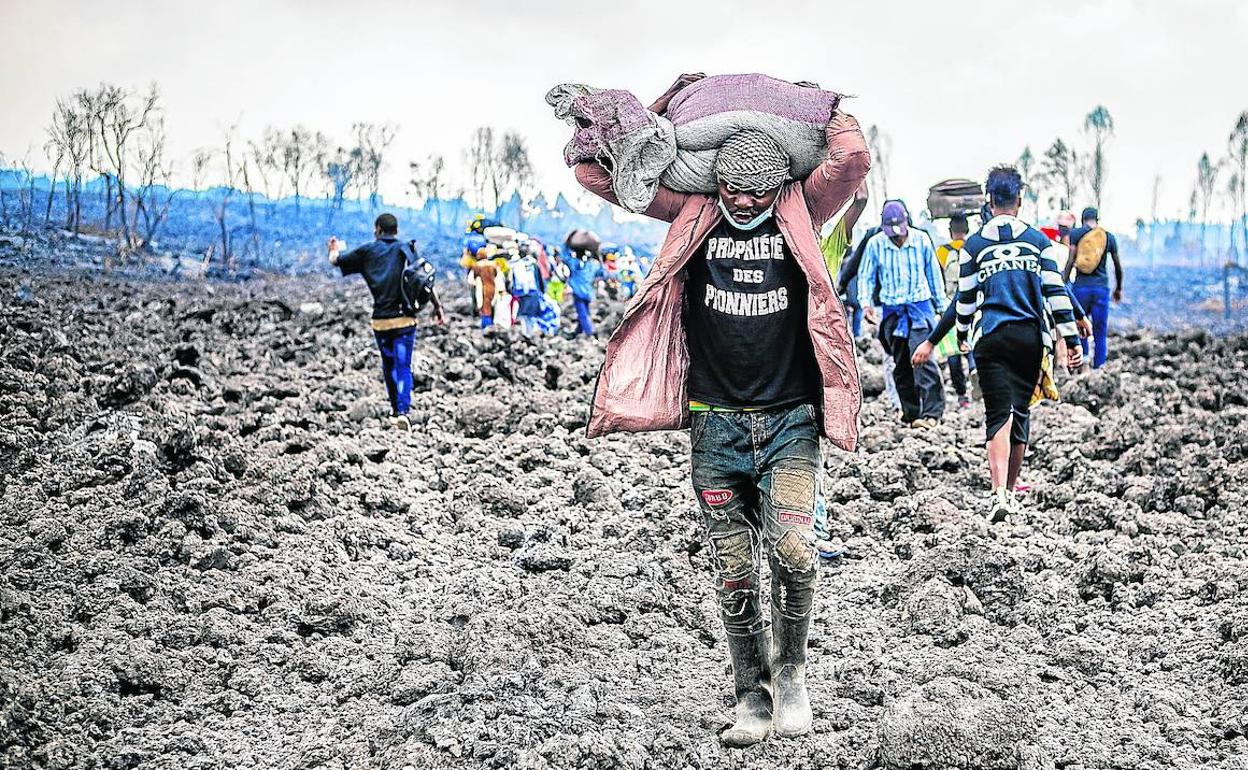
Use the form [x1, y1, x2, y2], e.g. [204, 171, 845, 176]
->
[576, 114, 871, 452]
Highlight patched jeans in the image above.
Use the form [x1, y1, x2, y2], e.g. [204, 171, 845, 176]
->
[690, 403, 821, 638]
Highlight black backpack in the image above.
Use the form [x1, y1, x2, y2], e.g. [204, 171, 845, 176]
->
[399, 241, 437, 315]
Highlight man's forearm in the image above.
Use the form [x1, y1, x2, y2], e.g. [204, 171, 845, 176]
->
[843, 198, 867, 233]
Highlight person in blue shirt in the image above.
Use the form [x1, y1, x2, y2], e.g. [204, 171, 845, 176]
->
[858, 200, 947, 427]
[954, 167, 1082, 519]
[509, 243, 547, 335]
[566, 248, 608, 335]
[1062, 206, 1123, 368]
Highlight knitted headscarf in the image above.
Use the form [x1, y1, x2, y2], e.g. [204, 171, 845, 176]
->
[713, 130, 790, 191]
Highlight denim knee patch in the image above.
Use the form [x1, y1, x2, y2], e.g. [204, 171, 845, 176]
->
[770, 467, 816, 518]
[774, 529, 817, 574]
[710, 530, 757, 579]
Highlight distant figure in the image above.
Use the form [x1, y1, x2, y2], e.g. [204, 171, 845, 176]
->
[547, 251, 570, 304]
[566, 249, 607, 335]
[952, 166, 1082, 520]
[935, 214, 973, 408]
[470, 246, 504, 329]
[858, 200, 947, 428]
[328, 213, 445, 431]
[821, 182, 868, 279]
[1063, 206, 1123, 368]
[510, 244, 548, 334]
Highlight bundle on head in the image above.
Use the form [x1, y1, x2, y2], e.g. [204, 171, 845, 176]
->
[713, 130, 791, 191]
[565, 229, 601, 256]
[547, 74, 842, 212]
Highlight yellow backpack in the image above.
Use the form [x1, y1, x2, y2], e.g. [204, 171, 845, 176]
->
[1075, 227, 1108, 274]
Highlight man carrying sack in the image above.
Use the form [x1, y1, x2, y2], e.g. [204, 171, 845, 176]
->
[565, 73, 870, 746]
[1063, 206, 1123, 368]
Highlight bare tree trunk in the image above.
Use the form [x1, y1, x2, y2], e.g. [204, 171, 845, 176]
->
[117, 178, 132, 247]
[219, 214, 230, 268]
[44, 163, 61, 225]
[247, 192, 258, 260]
[64, 178, 74, 230]
[73, 179, 82, 235]
[103, 175, 113, 230]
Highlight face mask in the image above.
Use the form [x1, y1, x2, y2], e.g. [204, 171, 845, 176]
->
[718, 197, 776, 231]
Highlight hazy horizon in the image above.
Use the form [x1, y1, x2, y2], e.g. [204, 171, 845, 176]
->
[2, 0, 1246, 232]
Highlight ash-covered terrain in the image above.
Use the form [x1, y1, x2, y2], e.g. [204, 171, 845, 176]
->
[1, 259, 1247, 770]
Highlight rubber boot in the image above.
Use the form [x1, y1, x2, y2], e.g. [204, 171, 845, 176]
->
[719, 631, 773, 747]
[770, 610, 812, 738]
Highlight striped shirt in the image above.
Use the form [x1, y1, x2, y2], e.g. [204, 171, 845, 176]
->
[857, 229, 946, 310]
[955, 215, 1078, 349]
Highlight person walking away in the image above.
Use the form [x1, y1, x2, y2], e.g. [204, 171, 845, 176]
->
[820, 182, 869, 283]
[955, 167, 1081, 519]
[471, 246, 503, 329]
[460, 231, 488, 318]
[571, 73, 869, 746]
[831, 191, 876, 340]
[547, 252, 570, 304]
[328, 213, 445, 430]
[1063, 206, 1122, 368]
[511, 243, 548, 334]
[1054, 210, 1095, 341]
[567, 248, 606, 336]
[858, 200, 947, 428]
[811, 184, 867, 552]
[936, 214, 972, 408]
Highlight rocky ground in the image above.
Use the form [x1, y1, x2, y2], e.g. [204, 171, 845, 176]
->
[1, 256, 1247, 770]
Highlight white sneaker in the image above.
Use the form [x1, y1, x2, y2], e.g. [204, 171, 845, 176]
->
[988, 488, 1011, 523]
[391, 414, 411, 431]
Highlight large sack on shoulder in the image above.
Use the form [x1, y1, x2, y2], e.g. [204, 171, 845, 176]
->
[547, 74, 841, 212]
[1075, 227, 1108, 274]
[546, 84, 677, 213]
[660, 74, 842, 194]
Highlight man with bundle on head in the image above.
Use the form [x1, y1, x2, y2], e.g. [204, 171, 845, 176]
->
[568, 73, 870, 746]
[954, 167, 1082, 520]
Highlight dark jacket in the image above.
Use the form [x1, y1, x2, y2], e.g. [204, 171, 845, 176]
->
[337, 237, 411, 320]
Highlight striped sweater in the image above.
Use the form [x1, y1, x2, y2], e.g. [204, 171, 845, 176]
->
[955, 215, 1079, 349]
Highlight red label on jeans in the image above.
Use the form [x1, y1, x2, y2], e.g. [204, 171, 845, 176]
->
[701, 489, 734, 507]
[778, 511, 813, 526]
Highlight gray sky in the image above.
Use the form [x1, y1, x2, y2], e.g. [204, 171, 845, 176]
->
[2, 0, 1246, 230]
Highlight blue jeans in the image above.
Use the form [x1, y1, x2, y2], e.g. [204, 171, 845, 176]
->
[1072, 283, 1110, 368]
[844, 275, 863, 337]
[690, 404, 820, 637]
[374, 326, 416, 416]
[573, 295, 594, 335]
[844, 296, 863, 338]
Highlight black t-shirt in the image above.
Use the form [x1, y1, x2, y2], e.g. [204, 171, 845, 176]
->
[337, 237, 410, 319]
[684, 218, 820, 408]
